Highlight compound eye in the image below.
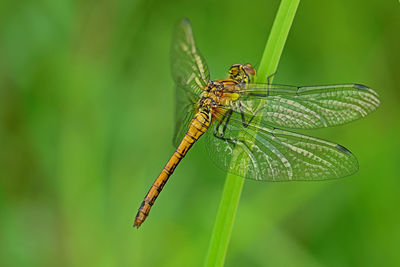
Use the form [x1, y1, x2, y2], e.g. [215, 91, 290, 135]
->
[244, 64, 256, 76]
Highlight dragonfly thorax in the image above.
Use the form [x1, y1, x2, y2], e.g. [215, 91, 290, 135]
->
[198, 90, 219, 113]
[198, 79, 242, 120]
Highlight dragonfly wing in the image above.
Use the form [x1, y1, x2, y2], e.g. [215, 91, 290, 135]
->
[238, 83, 380, 129]
[205, 109, 358, 181]
[171, 18, 210, 98]
[171, 19, 209, 146]
[173, 87, 197, 147]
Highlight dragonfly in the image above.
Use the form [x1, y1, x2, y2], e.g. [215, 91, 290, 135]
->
[134, 18, 380, 228]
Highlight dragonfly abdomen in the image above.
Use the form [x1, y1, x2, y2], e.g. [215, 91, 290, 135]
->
[134, 111, 210, 228]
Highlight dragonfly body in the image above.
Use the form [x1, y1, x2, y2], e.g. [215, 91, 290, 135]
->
[134, 78, 244, 227]
[133, 19, 380, 228]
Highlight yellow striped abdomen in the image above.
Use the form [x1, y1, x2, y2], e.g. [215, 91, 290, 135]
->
[134, 111, 210, 228]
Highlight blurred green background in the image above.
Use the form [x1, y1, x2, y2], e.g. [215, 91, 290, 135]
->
[1, 0, 399, 266]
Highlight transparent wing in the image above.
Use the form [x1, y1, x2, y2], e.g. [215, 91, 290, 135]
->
[171, 19, 209, 146]
[170, 18, 210, 98]
[173, 86, 197, 147]
[205, 108, 358, 181]
[236, 83, 380, 129]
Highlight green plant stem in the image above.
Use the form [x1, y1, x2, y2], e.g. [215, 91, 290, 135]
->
[204, 1, 300, 266]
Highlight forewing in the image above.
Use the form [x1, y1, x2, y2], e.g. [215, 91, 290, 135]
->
[205, 109, 358, 181]
[170, 18, 210, 98]
[238, 83, 380, 129]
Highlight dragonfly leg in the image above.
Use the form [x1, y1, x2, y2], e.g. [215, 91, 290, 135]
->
[213, 110, 249, 148]
[214, 109, 233, 139]
[237, 102, 278, 137]
[221, 110, 233, 137]
[238, 101, 263, 128]
[214, 109, 247, 145]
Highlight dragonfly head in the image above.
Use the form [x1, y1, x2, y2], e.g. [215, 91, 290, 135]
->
[229, 64, 256, 84]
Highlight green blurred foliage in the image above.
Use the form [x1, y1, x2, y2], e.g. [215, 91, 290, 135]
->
[0, 0, 399, 266]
